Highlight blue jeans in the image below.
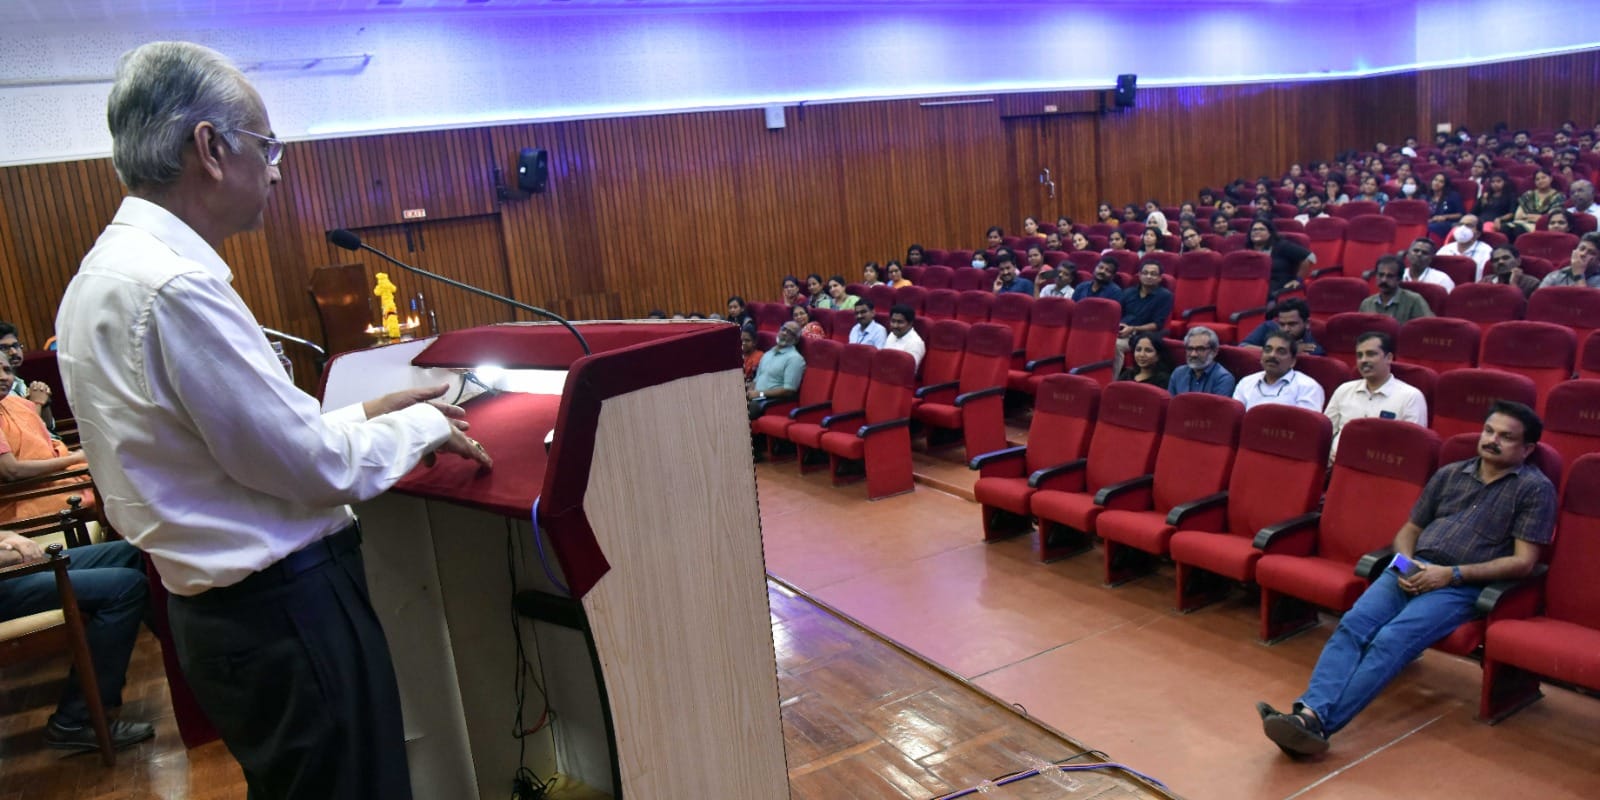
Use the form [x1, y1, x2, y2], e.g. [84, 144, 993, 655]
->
[1298, 568, 1478, 734]
[0, 540, 148, 726]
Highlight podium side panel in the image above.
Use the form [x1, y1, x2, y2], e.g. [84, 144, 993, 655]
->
[580, 369, 790, 799]
[355, 494, 478, 799]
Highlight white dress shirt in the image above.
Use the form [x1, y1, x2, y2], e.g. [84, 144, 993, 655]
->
[1435, 239, 1493, 280]
[1233, 369, 1325, 412]
[1404, 266, 1456, 291]
[883, 328, 926, 370]
[1324, 375, 1428, 462]
[56, 197, 452, 595]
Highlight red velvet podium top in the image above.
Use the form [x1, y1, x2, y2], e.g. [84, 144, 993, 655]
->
[392, 321, 739, 598]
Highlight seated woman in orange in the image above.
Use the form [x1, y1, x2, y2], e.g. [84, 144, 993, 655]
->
[0, 361, 92, 521]
[791, 304, 827, 341]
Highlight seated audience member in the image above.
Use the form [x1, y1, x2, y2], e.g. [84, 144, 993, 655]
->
[1022, 216, 1045, 241]
[971, 251, 991, 270]
[1115, 261, 1174, 361]
[1544, 208, 1575, 234]
[1360, 255, 1435, 322]
[1323, 176, 1349, 205]
[1240, 298, 1324, 355]
[1481, 244, 1542, 299]
[740, 328, 764, 383]
[1567, 179, 1599, 216]
[1233, 332, 1325, 411]
[0, 528, 153, 751]
[1210, 212, 1233, 238]
[1258, 401, 1555, 757]
[1538, 232, 1600, 288]
[1138, 227, 1166, 256]
[1401, 238, 1454, 291]
[1248, 219, 1316, 298]
[1104, 230, 1130, 253]
[1068, 257, 1120, 300]
[1039, 268, 1073, 299]
[1424, 173, 1465, 239]
[861, 262, 886, 288]
[747, 321, 806, 420]
[1056, 216, 1075, 237]
[780, 275, 804, 307]
[885, 261, 912, 289]
[1168, 326, 1236, 397]
[1434, 215, 1493, 279]
[1476, 171, 1518, 232]
[1252, 195, 1276, 218]
[1096, 202, 1116, 224]
[1323, 331, 1426, 462]
[883, 305, 926, 370]
[791, 304, 827, 341]
[1044, 232, 1064, 252]
[1121, 204, 1142, 223]
[0, 361, 92, 522]
[1179, 226, 1210, 253]
[1144, 201, 1169, 235]
[1024, 244, 1049, 275]
[1353, 175, 1389, 207]
[984, 226, 1005, 251]
[1119, 332, 1174, 387]
[1294, 195, 1328, 225]
[806, 273, 831, 309]
[1197, 187, 1218, 207]
[825, 275, 860, 309]
[905, 244, 928, 267]
[726, 296, 755, 332]
[993, 256, 1035, 296]
[0, 324, 55, 432]
[1506, 168, 1565, 237]
[1069, 232, 1092, 252]
[848, 300, 888, 348]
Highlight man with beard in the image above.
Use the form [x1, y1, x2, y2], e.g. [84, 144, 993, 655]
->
[1233, 332, 1324, 411]
[1322, 331, 1427, 463]
[1167, 326, 1235, 397]
[1359, 256, 1434, 322]
[1072, 256, 1122, 302]
[1400, 238, 1454, 290]
[1479, 245, 1541, 299]
[1258, 400, 1555, 757]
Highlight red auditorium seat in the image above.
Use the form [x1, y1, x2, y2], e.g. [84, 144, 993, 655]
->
[911, 323, 1012, 457]
[1432, 255, 1480, 287]
[1526, 286, 1600, 364]
[1169, 250, 1222, 337]
[1210, 251, 1273, 343]
[1306, 217, 1349, 273]
[1060, 297, 1121, 386]
[753, 302, 790, 333]
[1582, 331, 1600, 380]
[1539, 381, 1600, 472]
[893, 285, 928, 315]
[1431, 369, 1538, 440]
[1067, 251, 1102, 283]
[1095, 394, 1245, 586]
[1217, 345, 1262, 386]
[1306, 278, 1371, 328]
[1028, 382, 1169, 562]
[955, 290, 994, 325]
[913, 320, 969, 410]
[864, 285, 895, 313]
[1341, 215, 1399, 278]
[1006, 297, 1072, 394]
[1515, 231, 1578, 267]
[943, 249, 975, 268]
[922, 289, 961, 321]
[827, 309, 857, 344]
[1478, 321, 1577, 413]
[1142, 251, 1181, 278]
[1105, 251, 1142, 284]
[819, 348, 918, 500]
[1332, 200, 1382, 221]
[969, 374, 1100, 542]
[1254, 419, 1440, 641]
[1119, 221, 1147, 240]
[1516, 255, 1555, 280]
[788, 343, 875, 472]
[1383, 199, 1431, 250]
[988, 292, 1034, 360]
[1400, 280, 1449, 316]
[1399, 317, 1481, 373]
[1296, 354, 1356, 400]
[1446, 282, 1527, 326]
[1216, 235, 1248, 255]
[918, 265, 955, 290]
[1321, 313, 1401, 371]
[750, 338, 841, 460]
[1388, 362, 1438, 426]
[1480, 453, 1600, 721]
[1167, 405, 1332, 612]
[952, 268, 990, 293]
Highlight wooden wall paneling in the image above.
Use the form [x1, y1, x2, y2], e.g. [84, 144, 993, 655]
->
[1005, 116, 1045, 231]
[929, 98, 1010, 252]
[1416, 51, 1600, 139]
[1041, 113, 1101, 225]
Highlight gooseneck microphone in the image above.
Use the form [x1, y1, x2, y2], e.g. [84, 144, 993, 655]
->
[326, 228, 591, 355]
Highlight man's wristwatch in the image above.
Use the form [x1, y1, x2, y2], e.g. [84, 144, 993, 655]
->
[758, 392, 765, 400]
[1450, 566, 1463, 586]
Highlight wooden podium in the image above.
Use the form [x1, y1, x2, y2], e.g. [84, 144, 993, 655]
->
[319, 321, 789, 799]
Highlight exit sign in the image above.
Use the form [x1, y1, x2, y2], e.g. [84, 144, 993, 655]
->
[1043, 104, 1059, 113]
[402, 208, 427, 220]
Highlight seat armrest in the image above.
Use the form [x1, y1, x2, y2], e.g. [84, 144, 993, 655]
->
[1024, 355, 1067, 372]
[820, 409, 865, 428]
[1310, 265, 1344, 279]
[1012, 348, 1027, 358]
[1028, 458, 1088, 488]
[1093, 474, 1154, 506]
[968, 445, 1028, 471]
[954, 386, 1006, 407]
[1355, 547, 1396, 580]
[1474, 564, 1549, 618]
[0, 467, 91, 491]
[1252, 511, 1322, 550]
[0, 543, 66, 581]
[1180, 304, 1217, 320]
[789, 401, 832, 420]
[1165, 491, 1229, 526]
[1068, 358, 1116, 377]
[914, 381, 960, 399]
[858, 417, 910, 437]
[1229, 304, 1272, 324]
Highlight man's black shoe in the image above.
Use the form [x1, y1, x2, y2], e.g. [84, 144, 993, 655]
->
[44, 718, 155, 753]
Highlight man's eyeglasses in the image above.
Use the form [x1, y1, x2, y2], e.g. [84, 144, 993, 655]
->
[0, 342, 24, 352]
[232, 129, 285, 166]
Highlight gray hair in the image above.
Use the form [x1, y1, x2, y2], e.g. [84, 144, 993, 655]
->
[107, 41, 258, 191]
[1185, 326, 1220, 350]
[1571, 179, 1594, 195]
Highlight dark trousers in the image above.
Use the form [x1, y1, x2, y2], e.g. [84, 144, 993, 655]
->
[0, 539, 147, 726]
[167, 527, 411, 800]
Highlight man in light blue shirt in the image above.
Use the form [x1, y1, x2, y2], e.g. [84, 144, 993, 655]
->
[1169, 326, 1236, 397]
[848, 301, 887, 348]
[748, 322, 806, 419]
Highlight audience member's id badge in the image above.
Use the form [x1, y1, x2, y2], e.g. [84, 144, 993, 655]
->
[1379, 411, 1397, 420]
[1389, 552, 1424, 578]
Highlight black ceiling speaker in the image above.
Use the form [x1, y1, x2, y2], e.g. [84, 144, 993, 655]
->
[517, 147, 548, 193]
[1114, 74, 1138, 108]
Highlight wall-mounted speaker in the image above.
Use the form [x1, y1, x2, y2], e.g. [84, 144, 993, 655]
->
[1114, 74, 1138, 108]
[517, 147, 548, 193]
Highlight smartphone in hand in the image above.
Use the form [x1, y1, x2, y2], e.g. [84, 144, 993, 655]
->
[1389, 552, 1424, 578]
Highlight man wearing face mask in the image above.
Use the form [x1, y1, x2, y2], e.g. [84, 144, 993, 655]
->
[1359, 255, 1435, 323]
[1400, 238, 1454, 290]
[1435, 215, 1493, 279]
[1480, 245, 1542, 299]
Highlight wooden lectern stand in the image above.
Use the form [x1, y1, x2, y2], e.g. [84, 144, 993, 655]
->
[320, 321, 789, 799]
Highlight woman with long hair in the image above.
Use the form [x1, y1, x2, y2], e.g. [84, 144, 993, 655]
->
[1249, 218, 1314, 297]
[1477, 171, 1518, 232]
[1424, 173, 1464, 238]
[1118, 331, 1174, 387]
[792, 304, 827, 340]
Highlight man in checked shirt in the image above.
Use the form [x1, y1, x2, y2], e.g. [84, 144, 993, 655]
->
[1256, 399, 1556, 757]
